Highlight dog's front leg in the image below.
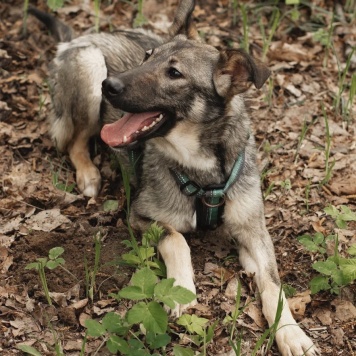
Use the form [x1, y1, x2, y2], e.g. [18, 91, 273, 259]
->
[224, 190, 318, 356]
[158, 227, 197, 317]
[130, 216, 197, 317]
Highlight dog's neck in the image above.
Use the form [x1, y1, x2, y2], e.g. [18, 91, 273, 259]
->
[152, 95, 251, 178]
[152, 121, 218, 172]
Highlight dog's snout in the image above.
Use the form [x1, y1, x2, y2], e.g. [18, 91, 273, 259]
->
[102, 78, 125, 98]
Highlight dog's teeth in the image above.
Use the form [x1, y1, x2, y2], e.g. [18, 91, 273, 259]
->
[158, 114, 163, 120]
[123, 135, 127, 143]
[142, 126, 148, 131]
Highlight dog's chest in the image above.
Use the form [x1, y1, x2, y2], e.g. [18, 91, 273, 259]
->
[156, 121, 217, 172]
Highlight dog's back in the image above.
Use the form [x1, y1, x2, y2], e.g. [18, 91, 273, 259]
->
[29, 8, 164, 196]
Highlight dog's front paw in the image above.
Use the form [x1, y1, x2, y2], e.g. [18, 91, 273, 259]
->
[76, 166, 101, 197]
[166, 272, 197, 318]
[276, 324, 319, 356]
[169, 297, 197, 318]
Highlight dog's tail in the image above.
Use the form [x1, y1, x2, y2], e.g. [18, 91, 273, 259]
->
[28, 5, 73, 42]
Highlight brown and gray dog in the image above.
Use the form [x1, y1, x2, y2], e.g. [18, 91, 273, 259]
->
[30, 1, 318, 354]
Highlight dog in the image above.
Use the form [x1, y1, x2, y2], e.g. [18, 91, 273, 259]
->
[30, 1, 318, 354]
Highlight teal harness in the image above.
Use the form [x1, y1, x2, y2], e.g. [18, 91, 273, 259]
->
[128, 148, 245, 230]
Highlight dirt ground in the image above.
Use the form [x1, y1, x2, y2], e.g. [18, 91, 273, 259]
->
[0, 0, 355, 355]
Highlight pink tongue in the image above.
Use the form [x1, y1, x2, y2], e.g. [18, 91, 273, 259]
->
[101, 112, 161, 147]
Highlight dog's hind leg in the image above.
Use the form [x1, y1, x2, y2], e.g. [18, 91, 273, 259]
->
[49, 44, 107, 197]
[224, 181, 319, 356]
[68, 130, 101, 197]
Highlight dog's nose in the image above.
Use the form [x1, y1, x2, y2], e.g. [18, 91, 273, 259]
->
[102, 78, 125, 98]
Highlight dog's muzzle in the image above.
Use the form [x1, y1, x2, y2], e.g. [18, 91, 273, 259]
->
[102, 78, 125, 99]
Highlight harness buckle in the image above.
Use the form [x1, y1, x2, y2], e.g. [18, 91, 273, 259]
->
[201, 195, 225, 208]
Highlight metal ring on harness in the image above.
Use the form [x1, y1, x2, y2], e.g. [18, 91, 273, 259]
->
[201, 195, 225, 208]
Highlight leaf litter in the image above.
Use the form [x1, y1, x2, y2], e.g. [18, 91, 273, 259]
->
[0, 0, 355, 354]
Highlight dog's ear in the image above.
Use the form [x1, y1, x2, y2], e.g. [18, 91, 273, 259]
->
[169, 0, 200, 41]
[213, 49, 271, 97]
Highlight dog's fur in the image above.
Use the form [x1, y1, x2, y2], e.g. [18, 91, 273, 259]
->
[30, 1, 318, 355]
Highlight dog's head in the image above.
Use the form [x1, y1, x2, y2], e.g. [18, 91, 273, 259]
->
[101, 2, 270, 148]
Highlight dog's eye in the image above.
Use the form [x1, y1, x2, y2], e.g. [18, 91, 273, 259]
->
[167, 67, 183, 79]
[144, 49, 153, 61]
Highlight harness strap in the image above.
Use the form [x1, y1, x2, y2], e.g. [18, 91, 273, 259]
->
[170, 149, 245, 229]
[127, 146, 246, 230]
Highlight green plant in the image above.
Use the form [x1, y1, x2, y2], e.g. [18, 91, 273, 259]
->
[298, 232, 334, 255]
[282, 284, 296, 298]
[312, 13, 334, 68]
[280, 178, 291, 192]
[320, 104, 335, 186]
[17, 344, 42, 356]
[176, 314, 216, 350]
[84, 267, 196, 355]
[264, 76, 274, 107]
[47, 0, 64, 10]
[259, 7, 281, 61]
[25, 247, 66, 305]
[240, 3, 249, 53]
[52, 170, 76, 193]
[94, 0, 101, 32]
[121, 222, 166, 276]
[85, 231, 103, 301]
[222, 281, 287, 354]
[50, 158, 76, 193]
[251, 287, 284, 356]
[224, 278, 244, 353]
[231, 0, 238, 27]
[299, 205, 356, 294]
[324, 205, 356, 229]
[294, 118, 315, 163]
[22, 0, 30, 35]
[133, 0, 147, 28]
[304, 180, 311, 213]
[263, 181, 275, 199]
[334, 47, 355, 115]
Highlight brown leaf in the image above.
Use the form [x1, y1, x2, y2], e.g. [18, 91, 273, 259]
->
[71, 298, 88, 310]
[0, 246, 13, 273]
[244, 301, 266, 329]
[288, 290, 311, 321]
[331, 299, 356, 322]
[315, 308, 332, 326]
[25, 209, 71, 232]
[79, 312, 91, 327]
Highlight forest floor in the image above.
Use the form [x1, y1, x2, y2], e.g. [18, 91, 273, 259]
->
[0, 0, 355, 355]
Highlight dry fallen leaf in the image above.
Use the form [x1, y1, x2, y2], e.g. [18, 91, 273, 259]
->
[244, 300, 266, 329]
[25, 209, 71, 232]
[71, 298, 88, 310]
[79, 312, 91, 327]
[225, 277, 240, 300]
[288, 290, 312, 321]
[331, 299, 356, 322]
[315, 308, 332, 326]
